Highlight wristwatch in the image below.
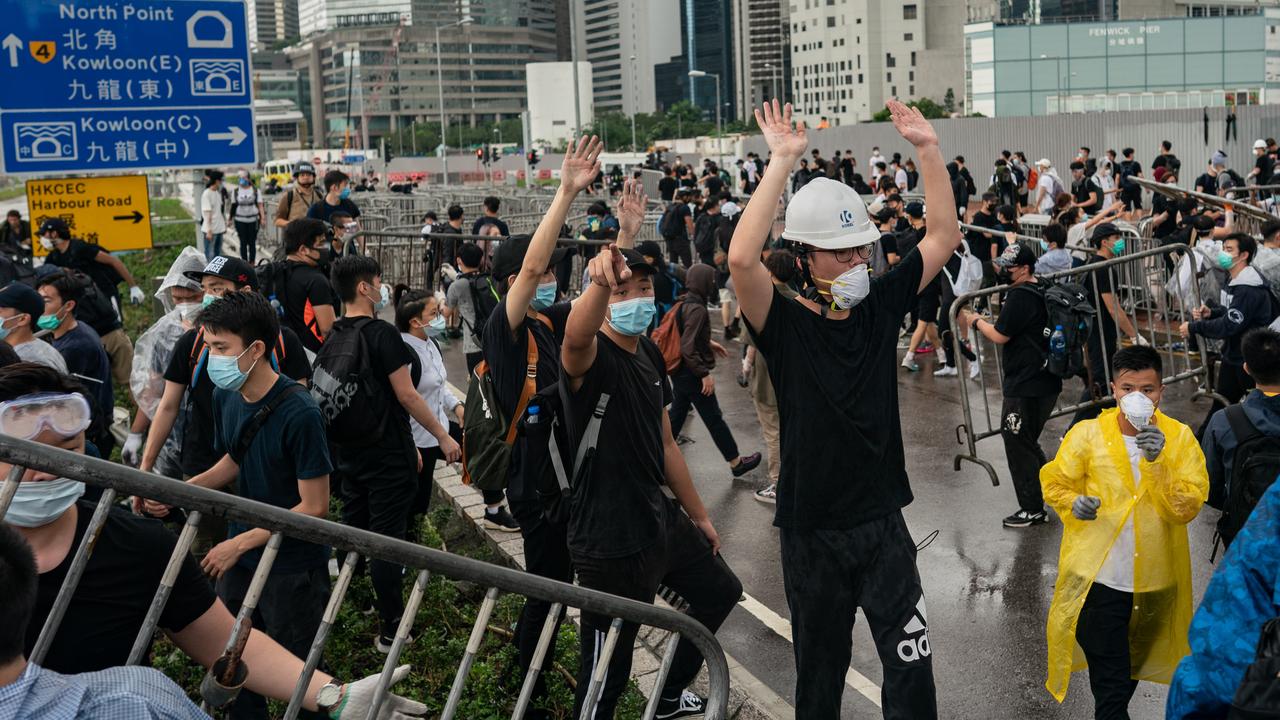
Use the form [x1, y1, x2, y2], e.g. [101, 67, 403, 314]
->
[971, 317, 982, 333]
[316, 681, 344, 715]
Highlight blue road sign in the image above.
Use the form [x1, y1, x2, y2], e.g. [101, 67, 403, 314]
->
[0, 0, 255, 174]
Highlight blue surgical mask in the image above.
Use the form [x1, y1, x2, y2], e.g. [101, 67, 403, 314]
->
[532, 281, 557, 311]
[1218, 251, 1236, 270]
[607, 297, 657, 336]
[202, 293, 218, 307]
[339, 187, 351, 200]
[427, 315, 447, 338]
[6, 477, 85, 527]
[366, 283, 389, 311]
[1111, 239, 1126, 255]
[1039, 239, 1049, 252]
[207, 346, 258, 392]
[0, 315, 19, 341]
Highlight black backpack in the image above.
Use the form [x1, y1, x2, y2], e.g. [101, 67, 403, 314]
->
[309, 318, 393, 446]
[659, 203, 685, 240]
[693, 213, 719, 254]
[1019, 281, 1095, 379]
[1230, 618, 1280, 719]
[522, 379, 611, 525]
[1215, 405, 1280, 551]
[1118, 160, 1137, 188]
[459, 271, 500, 345]
[60, 269, 118, 336]
[255, 260, 290, 317]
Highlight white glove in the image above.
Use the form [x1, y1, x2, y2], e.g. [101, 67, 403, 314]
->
[121, 432, 144, 467]
[1071, 495, 1101, 521]
[331, 665, 425, 720]
[1130, 334, 1150, 347]
[129, 286, 145, 304]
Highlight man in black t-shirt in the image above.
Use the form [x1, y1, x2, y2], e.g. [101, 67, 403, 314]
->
[325, 255, 462, 652]
[729, 100, 954, 719]
[1195, 152, 1226, 196]
[2, 363, 422, 719]
[967, 193, 1000, 294]
[471, 196, 511, 237]
[562, 245, 741, 719]
[1118, 148, 1144, 218]
[662, 189, 696, 268]
[279, 218, 337, 356]
[1069, 161, 1101, 216]
[658, 167, 678, 201]
[961, 244, 1063, 528]
[1250, 139, 1275, 199]
[305, 170, 363, 227]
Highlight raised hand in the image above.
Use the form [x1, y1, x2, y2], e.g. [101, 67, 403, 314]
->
[887, 99, 938, 148]
[753, 99, 808, 159]
[561, 135, 604, 194]
[587, 243, 631, 290]
[615, 177, 648, 240]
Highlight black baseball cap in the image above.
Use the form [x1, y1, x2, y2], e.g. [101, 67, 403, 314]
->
[618, 248, 653, 275]
[38, 218, 70, 239]
[0, 283, 44, 318]
[994, 242, 1037, 269]
[490, 235, 569, 281]
[1091, 222, 1122, 243]
[184, 256, 258, 290]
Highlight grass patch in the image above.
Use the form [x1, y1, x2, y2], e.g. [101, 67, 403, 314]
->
[0, 185, 25, 201]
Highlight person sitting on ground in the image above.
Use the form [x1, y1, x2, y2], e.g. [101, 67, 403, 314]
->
[0, 283, 66, 373]
[0, 363, 424, 719]
[1040, 345, 1208, 717]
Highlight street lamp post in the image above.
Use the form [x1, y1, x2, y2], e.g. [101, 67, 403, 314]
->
[629, 54, 638, 152]
[688, 70, 722, 167]
[436, 15, 474, 186]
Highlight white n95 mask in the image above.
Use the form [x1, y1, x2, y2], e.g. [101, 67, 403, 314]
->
[816, 263, 871, 310]
[1119, 391, 1155, 429]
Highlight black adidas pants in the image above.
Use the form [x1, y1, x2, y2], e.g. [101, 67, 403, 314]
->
[780, 511, 937, 720]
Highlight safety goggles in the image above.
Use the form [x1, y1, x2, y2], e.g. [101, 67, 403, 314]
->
[0, 393, 92, 441]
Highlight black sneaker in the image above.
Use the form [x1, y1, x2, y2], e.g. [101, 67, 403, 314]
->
[375, 628, 415, 654]
[731, 452, 762, 477]
[1002, 509, 1048, 528]
[656, 690, 707, 719]
[483, 506, 521, 533]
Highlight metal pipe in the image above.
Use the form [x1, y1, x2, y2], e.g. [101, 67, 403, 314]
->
[0, 463, 25, 519]
[640, 633, 682, 720]
[578, 618, 625, 720]
[441, 586, 500, 720]
[127, 510, 203, 665]
[283, 550, 360, 720]
[30, 489, 116, 665]
[510, 602, 564, 720]
[366, 570, 430, 720]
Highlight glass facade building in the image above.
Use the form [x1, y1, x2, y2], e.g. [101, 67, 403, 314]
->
[965, 8, 1280, 116]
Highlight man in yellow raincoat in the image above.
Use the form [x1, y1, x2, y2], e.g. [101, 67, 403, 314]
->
[1040, 345, 1208, 719]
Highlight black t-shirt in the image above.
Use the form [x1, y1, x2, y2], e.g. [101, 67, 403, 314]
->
[879, 231, 899, 259]
[966, 210, 998, 262]
[331, 317, 418, 474]
[1152, 193, 1178, 238]
[306, 197, 362, 225]
[472, 217, 511, 236]
[481, 298, 572, 501]
[1256, 155, 1275, 183]
[668, 203, 692, 242]
[214, 375, 333, 572]
[1196, 172, 1219, 196]
[1118, 160, 1143, 194]
[705, 175, 724, 196]
[679, 176, 697, 189]
[29, 502, 217, 673]
[566, 333, 674, 559]
[1073, 177, 1101, 215]
[746, 250, 925, 529]
[163, 326, 313, 476]
[994, 283, 1062, 398]
[45, 238, 123, 302]
[658, 177, 677, 201]
[282, 261, 334, 353]
[1081, 254, 1118, 359]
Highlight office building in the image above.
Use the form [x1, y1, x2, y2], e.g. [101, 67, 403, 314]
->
[733, 0, 792, 114]
[653, 0, 738, 121]
[248, 0, 301, 51]
[964, 8, 1280, 116]
[527, 62, 595, 144]
[573, 0, 681, 115]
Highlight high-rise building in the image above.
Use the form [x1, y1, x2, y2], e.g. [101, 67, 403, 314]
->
[297, 0, 412, 37]
[653, 0, 737, 121]
[733, 0, 791, 116]
[248, 0, 301, 51]
[573, 0, 681, 115]
[287, 2, 558, 148]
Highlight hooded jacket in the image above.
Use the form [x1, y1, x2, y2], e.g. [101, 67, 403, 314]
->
[1201, 389, 1280, 508]
[1188, 264, 1277, 365]
[678, 264, 717, 378]
[1166, 477, 1280, 719]
[1040, 408, 1208, 703]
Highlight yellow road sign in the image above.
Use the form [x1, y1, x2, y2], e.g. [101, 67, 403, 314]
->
[27, 175, 152, 256]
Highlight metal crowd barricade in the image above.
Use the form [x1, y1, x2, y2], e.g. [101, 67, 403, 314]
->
[947, 243, 1217, 487]
[0, 435, 731, 720]
[1130, 177, 1276, 237]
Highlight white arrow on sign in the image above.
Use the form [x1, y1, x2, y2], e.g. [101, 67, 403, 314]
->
[2, 34, 22, 69]
[208, 126, 247, 146]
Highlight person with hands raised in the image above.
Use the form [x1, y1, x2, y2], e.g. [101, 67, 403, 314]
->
[1040, 345, 1207, 718]
[727, 98, 958, 719]
[558, 242, 742, 719]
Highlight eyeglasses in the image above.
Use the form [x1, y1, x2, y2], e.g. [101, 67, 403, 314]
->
[807, 245, 875, 263]
[0, 393, 91, 441]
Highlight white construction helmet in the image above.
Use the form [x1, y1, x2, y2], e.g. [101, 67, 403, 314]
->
[782, 177, 880, 249]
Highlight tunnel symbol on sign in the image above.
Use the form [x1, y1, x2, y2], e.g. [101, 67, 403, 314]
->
[12, 122, 77, 162]
[186, 10, 234, 49]
[190, 59, 245, 96]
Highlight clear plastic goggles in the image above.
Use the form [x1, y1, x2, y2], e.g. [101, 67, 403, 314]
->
[0, 393, 92, 440]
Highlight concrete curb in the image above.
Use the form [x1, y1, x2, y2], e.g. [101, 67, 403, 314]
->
[430, 462, 788, 719]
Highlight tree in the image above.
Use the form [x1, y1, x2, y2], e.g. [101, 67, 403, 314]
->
[943, 88, 956, 114]
[870, 97, 949, 122]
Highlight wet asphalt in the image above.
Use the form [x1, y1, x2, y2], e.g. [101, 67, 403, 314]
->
[437, 316, 1220, 720]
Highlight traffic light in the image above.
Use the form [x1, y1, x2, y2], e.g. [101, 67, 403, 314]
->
[527, 149, 540, 168]
[476, 147, 484, 164]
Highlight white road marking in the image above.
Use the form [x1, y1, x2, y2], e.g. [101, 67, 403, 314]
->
[737, 592, 884, 708]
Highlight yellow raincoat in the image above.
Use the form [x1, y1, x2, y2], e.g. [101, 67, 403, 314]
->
[1040, 407, 1208, 703]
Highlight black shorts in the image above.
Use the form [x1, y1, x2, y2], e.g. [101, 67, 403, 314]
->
[1122, 191, 1142, 211]
[916, 288, 941, 325]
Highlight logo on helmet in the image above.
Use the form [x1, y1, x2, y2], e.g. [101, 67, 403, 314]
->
[838, 209, 854, 227]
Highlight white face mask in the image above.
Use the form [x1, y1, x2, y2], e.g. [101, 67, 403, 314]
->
[816, 263, 871, 310]
[39, 236, 56, 251]
[174, 302, 202, 323]
[1119, 390, 1155, 429]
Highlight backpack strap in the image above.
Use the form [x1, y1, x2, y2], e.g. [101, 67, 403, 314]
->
[230, 383, 307, 465]
[1225, 404, 1263, 446]
[547, 386, 611, 492]
[189, 327, 208, 389]
[505, 327, 539, 445]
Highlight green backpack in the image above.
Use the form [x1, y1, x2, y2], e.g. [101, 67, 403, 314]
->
[461, 323, 544, 492]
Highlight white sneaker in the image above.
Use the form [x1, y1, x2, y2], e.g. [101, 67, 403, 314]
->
[901, 353, 919, 372]
[933, 366, 958, 377]
[969, 361, 981, 379]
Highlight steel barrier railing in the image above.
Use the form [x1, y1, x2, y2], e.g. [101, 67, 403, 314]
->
[0, 434, 730, 720]
[1129, 177, 1277, 236]
[947, 243, 1220, 487]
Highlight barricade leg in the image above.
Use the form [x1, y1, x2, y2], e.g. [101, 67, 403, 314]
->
[640, 633, 682, 720]
[0, 464, 24, 518]
[441, 586, 500, 720]
[510, 602, 564, 720]
[283, 550, 360, 720]
[200, 532, 284, 711]
[365, 569, 430, 720]
[127, 510, 203, 665]
[578, 618, 625, 720]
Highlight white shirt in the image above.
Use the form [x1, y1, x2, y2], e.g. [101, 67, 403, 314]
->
[15, 338, 68, 373]
[201, 187, 227, 234]
[1092, 172, 1116, 206]
[1037, 173, 1061, 213]
[1094, 435, 1142, 593]
[868, 153, 885, 174]
[895, 167, 909, 191]
[401, 332, 460, 448]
